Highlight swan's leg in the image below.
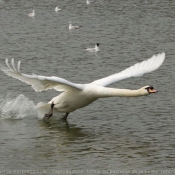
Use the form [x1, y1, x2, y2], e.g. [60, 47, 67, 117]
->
[62, 113, 70, 121]
[44, 103, 54, 119]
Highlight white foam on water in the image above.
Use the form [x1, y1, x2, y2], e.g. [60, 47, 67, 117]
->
[0, 93, 37, 119]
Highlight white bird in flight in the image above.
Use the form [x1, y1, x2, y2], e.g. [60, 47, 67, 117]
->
[28, 10, 35, 17]
[87, 0, 91, 4]
[0, 53, 165, 121]
[85, 43, 100, 52]
[86, 0, 95, 5]
[69, 21, 81, 30]
[55, 5, 61, 12]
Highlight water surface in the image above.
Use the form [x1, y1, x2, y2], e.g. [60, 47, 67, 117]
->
[0, 0, 175, 174]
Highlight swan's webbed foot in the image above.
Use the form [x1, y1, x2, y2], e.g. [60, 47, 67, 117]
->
[44, 113, 52, 119]
[43, 103, 54, 119]
[62, 113, 70, 121]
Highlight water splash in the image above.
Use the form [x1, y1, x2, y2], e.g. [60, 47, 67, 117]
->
[0, 93, 37, 119]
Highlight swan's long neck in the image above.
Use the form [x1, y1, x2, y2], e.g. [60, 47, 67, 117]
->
[96, 87, 148, 98]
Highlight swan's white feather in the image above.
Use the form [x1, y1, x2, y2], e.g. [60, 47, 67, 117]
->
[11, 58, 17, 72]
[0, 59, 84, 92]
[17, 60, 21, 72]
[5, 58, 13, 71]
[91, 53, 165, 87]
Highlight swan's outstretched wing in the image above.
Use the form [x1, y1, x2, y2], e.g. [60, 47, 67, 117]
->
[0, 59, 84, 92]
[91, 53, 165, 87]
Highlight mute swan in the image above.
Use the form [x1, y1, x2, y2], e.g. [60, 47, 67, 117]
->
[55, 5, 61, 12]
[69, 21, 81, 30]
[85, 43, 100, 52]
[28, 10, 35, 17]
[0, 53, 165, 120]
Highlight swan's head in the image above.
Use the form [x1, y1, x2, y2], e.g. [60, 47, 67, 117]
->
[141, 85, 157, 95]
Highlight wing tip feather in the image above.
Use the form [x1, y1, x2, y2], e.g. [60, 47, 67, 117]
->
[156, 52, 165, 67]
[90, 52, 166, 86]
[4, 58, 21, 73]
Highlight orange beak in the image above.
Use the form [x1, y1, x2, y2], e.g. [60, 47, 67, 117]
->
[149, 89, 157, 93]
